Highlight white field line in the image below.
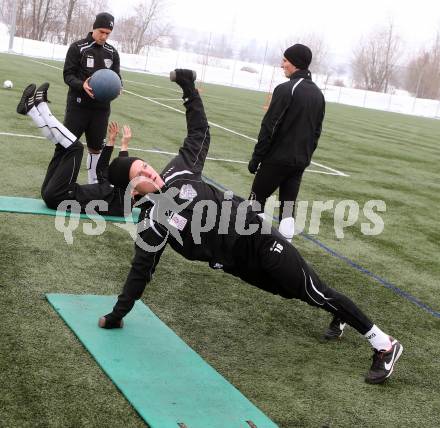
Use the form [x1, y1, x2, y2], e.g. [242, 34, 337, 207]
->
[125, 89, 349, 177]
[0, 132, 341, 175]
[116, 146, 341, 175]
[30, 59, 63, 70]
[124, 79, 182, 93]
[0, 132, 45, 139]
[27, 60, 350, 177]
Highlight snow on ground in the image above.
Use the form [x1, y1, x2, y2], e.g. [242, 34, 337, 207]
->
[1, 29, 439, 119]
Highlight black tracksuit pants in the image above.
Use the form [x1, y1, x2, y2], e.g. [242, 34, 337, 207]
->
[227, 226, 373, 335]
[64, 103, 110, 151]
[41, 141, 83, 209]
[250, 162, 304, 221]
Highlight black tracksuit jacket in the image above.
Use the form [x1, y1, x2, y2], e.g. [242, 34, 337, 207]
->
[63, 32, 121, 110]
[251, 69, 325, 168]
[72, 145, 128, 216]
[108, 94, 261, 321]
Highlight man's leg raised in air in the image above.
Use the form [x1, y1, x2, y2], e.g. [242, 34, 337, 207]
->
[17, 83, 83, 209]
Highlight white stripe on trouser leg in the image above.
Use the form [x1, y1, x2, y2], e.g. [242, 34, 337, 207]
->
[279, 217, 295, 241]
[36, 102, 76, 148]
[26, 106, 58, 144]
[87, 152, 101, 184]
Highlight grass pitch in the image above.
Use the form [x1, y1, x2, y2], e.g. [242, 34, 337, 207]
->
[0, 52, 439, 427]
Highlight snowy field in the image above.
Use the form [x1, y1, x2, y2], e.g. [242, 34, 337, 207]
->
[1, 23, 439, 119]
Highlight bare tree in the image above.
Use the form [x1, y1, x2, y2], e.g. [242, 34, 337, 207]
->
[63, 0, 77, 44]
[404, 31, 440, 99]
[351, 22, 402, 92]
[284, 33, 329, 74]
[0, 0, 13, 23]
[112, 0, 171, 54]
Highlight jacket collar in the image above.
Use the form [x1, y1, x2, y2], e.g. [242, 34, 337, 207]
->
[86, 32, 102, 47]
[290, 69, 312, 80]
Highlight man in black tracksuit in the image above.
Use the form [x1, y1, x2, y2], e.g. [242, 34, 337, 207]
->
[248, 44, 325, 242]
[98, 70, 403, 385]
[63, 12, 122, 185]
[17, 83, 132, 217]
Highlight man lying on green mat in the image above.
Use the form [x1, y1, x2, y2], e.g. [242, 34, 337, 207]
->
[16, 83, 135, 217]
[93, 69, 403, 385]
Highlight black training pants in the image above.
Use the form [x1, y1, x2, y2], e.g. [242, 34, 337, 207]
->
[64, 103, 110, 151]
[41, 141, 83, 209]
[226, 227, 373, 335]
[249, 162, 304, 221]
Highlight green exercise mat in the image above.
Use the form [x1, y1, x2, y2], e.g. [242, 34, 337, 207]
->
[46, 294, 278, 428]
[0, 196, 139, 223]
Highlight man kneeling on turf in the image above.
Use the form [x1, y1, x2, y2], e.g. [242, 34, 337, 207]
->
[17, 83, 134, 217]
[96, 70, 401, 384]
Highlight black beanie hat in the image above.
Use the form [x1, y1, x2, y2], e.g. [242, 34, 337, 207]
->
[93, 12, 115, 30]
[108, 156, 141, 189]
[284, 44, 312, 70]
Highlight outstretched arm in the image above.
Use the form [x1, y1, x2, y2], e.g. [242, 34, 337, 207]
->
[99, 210, 168, 328]
[178, 93, 210, 175]
[97, 121, 131, 181]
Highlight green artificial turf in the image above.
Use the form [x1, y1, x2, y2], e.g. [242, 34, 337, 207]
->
[0, 52, 439, 427]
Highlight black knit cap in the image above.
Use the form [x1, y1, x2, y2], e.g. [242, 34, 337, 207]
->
[93, 12, 115, 30]
[108, 156, 141, 189]
[284, 44, 312, 70]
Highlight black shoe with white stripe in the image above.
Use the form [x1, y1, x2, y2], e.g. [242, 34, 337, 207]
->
[323, 316, 346, 340]
[34, 82, 50, 106]
[16, 83, 36, 115]
[365, 338, 403, 384]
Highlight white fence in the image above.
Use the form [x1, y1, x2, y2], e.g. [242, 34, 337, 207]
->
[1, 31, 439, 120]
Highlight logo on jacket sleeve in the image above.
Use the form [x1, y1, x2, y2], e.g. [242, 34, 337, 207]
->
[167, 212, 187, 231]
[104, 59, 113, 68]
[179, 184, 197, 200]
[270, 241, 284, 254]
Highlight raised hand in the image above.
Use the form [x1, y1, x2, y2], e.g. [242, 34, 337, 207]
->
[107, 121, 120, 146]
[120, 125, 132, 150]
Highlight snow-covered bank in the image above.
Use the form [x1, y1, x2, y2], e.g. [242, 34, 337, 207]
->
[1, 30, 439, 119]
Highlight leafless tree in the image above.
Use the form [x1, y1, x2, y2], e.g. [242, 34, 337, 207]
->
[284, 33, 329, 75]
[351, 22, 402, 92]
[112, 0, 171, 54]
[7, 0, 108, 44]
[62, 0, 77, 44]
[0, 0, 13, 23]
[404, 31, 440, 99]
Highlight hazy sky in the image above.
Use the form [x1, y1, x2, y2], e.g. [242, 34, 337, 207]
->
[108, 0, 440, 61]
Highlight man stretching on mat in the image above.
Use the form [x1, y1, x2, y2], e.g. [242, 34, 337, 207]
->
[16, 83, 134, 217]
[20, 74, 402, 384]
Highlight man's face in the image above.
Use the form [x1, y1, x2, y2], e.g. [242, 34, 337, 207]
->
[281, 57, 297, 78]
[129, 160, 165, 195]
[92, 28, 112, 45]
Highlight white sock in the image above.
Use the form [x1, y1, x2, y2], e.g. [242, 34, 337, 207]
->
[87, 152, 101, 184]
[279, 217, 295, 241]
[365, 325, 392, 351]
[27, 106, 58, 144]
[36, 102, 77, 148]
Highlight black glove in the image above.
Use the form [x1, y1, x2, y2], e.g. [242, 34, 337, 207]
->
[98, 314, 124, 329]
[248, 158, 260, 174]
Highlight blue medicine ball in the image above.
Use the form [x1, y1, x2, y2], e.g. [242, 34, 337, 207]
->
[89, 69, 121, 102]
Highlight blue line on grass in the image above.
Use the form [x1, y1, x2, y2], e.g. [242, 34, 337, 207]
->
[300, 233, 440, 319]
[201, 173, 440, 319]
[153, 147, 440, 318]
